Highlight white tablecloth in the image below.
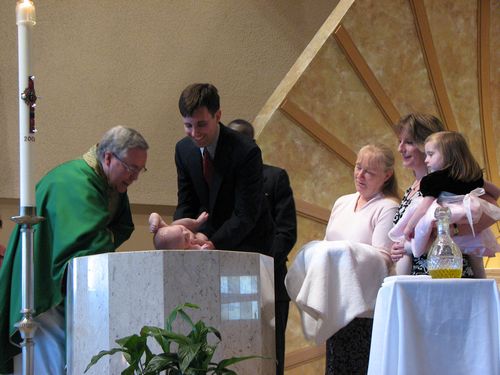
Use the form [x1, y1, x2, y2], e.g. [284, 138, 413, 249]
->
[285, 240, 390, 344]
[368, 278, 500, 375]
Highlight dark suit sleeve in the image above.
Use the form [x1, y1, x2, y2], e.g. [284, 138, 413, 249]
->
[210, 146, 265, 249]
[270, 169, 297, 264]
[174, 143, 201, 220]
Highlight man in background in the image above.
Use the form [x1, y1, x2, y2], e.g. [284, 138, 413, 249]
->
[0, 126, 148, 374]
[228, 119, 297, 375]
[173, 83, 274, 254]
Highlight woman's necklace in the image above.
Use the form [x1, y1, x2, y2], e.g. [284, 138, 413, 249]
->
[408, 179, 420, 198]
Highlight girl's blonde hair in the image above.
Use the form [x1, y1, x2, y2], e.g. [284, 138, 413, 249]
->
[426, 131, 483, 182]
[357, 144, 400, 200]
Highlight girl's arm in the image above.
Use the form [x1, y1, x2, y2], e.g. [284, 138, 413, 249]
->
[404, 196, 435, 240]
[483, 180, 500, 201]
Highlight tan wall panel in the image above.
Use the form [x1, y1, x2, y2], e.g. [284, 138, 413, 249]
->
[342, 0, 438, 117]
[283, 34, 414, 191]
[286, 355, 325, 375]
[0, 0, 337, 205]
[258, 111, 354, 209]
[424, 0, 485, 167]
[0, 199, 18, 249]
[287, 36, 396, 156]
[289, 215, 327, 267]
[285, 216, 326, 361]
[286, 303, 312, 353]
[491, 0, 500, 176]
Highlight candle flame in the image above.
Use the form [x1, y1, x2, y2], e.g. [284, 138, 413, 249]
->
[16, 0, 36, 25]
[18, 0, 34, 6]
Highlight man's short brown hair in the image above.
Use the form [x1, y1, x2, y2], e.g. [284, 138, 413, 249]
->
[178, 83, 220, 117]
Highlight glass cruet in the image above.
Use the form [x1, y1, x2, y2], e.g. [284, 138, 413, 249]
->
[427, 206, 463, 278]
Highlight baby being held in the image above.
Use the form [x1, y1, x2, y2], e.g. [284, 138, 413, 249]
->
[149, 212, 210, 250]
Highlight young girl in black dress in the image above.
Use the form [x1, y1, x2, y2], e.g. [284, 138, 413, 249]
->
[397, 131, 500, 277]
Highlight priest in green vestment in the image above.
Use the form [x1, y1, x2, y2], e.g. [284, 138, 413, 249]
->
[0, 126, 148, 374]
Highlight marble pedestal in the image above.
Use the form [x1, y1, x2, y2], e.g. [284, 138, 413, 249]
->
[66, 250, 275, 375]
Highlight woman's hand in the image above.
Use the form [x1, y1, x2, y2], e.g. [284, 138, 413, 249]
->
[391, 241, 406, 262]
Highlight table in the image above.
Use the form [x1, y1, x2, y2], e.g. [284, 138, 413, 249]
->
[368, 277, 500, 375]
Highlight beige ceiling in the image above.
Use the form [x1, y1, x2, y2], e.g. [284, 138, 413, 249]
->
[0, 0, 338, 205]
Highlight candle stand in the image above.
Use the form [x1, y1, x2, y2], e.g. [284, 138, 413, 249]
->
[11, 208, 44, 375]
[15, 2, 41, 375]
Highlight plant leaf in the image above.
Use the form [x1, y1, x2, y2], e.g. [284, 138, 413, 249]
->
[214, 355, 268, 370]
[205, 325, 222, 341]
[121, 365, 137, 375]
[166, 303, 199, 330]
[141, 325, 172, 353]
[85, 302, 262, 375]
[177, 308, 195, 328]
[161, 330, 192, 346]
[115, 334, 137, 348]
[144, 353, 180, 373]
[84, 348, 126, 373]
[115, 334, 148, 370]
[178, 342, 202, 372]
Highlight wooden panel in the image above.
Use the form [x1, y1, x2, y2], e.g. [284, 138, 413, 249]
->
[478, 0, 500, 186]
[280, 99, 357, 168]
[410, 0, 458, 131]
[334, 25, 400, 132]
[285, 344, 326, 370]
[254, 0, 355, 136]
[295, 198, 330, 224]
[485, 268, 500, 289]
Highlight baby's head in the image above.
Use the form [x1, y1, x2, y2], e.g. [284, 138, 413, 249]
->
[153, 224, 194, 250]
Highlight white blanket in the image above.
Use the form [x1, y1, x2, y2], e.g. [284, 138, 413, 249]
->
[389, 188, 500, 257]
[285, 240, 389, 344]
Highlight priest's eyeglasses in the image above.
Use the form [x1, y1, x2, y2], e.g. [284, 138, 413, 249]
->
[112, 152, 147, 175]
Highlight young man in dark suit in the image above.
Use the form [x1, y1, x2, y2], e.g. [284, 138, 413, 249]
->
[228, 119, 297, 375]
[174, 83, 274, 255]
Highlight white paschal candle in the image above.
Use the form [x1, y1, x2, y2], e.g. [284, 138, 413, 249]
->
[16, 0, 36, 208]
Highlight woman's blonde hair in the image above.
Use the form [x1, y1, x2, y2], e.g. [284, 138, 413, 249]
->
[426, 131, 483, 182]
[357, 144, 399, 200]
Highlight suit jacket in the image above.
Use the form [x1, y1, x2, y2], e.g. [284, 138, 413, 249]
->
[174, 124, 274, 255]
[263, 165, 297, 302]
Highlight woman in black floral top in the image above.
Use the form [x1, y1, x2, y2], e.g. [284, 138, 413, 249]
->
[389, 113, 478, 276]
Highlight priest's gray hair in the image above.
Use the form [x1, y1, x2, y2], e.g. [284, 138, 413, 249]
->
[97, 126, 149, 161]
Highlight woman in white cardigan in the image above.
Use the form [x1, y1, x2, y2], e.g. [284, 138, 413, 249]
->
[286, 144, 399, 374]
[324, 144, 399, 374]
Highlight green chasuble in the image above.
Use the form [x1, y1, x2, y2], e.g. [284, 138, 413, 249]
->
[0, 147, 134, 373]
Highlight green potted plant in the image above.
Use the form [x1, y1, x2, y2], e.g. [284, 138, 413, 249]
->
[84, 302, 264, 375]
